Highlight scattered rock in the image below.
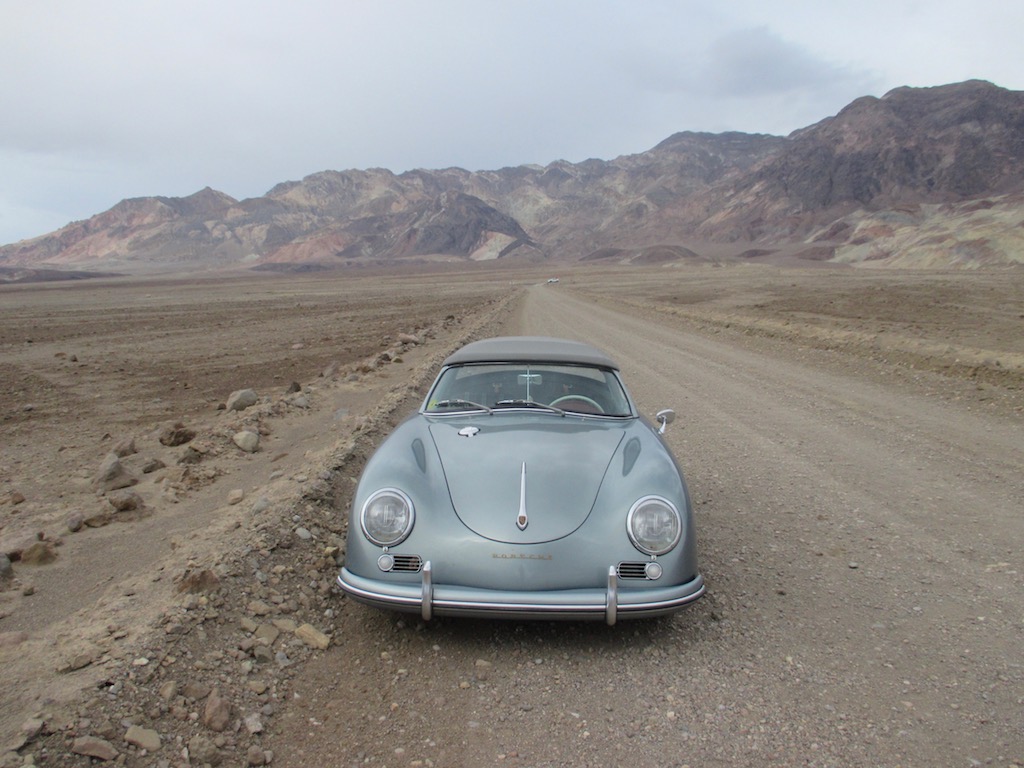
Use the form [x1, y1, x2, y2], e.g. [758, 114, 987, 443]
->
[124, 724, 161, 752]
[248, 600, 272, 616]
[141, 457, 166, 473]
[202, 688, 232, 732]
[398, 332, 420, 345]
[228, 488, 245, 505]
[243, 712, 263, 735]
[178, 446, 203, 465]
[158, 680, 178, 700]
[66, 512, 84, 532]
[92, 453, 137, 493]
[83, 511, 113, 528]
[71, 736, 118, 761]
[182, 681, 211, 701]
[19, 717, 44, 744]
[286, 381, 302, 393]
[295, 623, 330, 650]
[59, 652, 96, 673]
[93, 720, 117, 741]
[107, 489, 145, 513]
[258, 623, 283, 645]
[9, 491, 25, 505]
[0, 554, 13, 581]
[272, 618, 298, 633]
[247, 744, 268, 766]
[226, 389, 259, 412]
[159, 423, 196, 446]
[187, 734, 222, 766]
[112, 437, 137, 457]
[233, 431, 260, 453]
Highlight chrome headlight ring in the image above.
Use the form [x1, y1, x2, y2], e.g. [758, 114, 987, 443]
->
[626, 496, 683, 556]
[360, 488, 415, 548]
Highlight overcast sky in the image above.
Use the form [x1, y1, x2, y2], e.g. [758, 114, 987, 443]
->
[2, 0, 1022, 245]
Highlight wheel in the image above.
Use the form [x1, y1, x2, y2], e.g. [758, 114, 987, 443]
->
[549, 395, 604, 413]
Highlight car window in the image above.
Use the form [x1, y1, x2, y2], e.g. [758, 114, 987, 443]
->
[425, 363, 632, 416]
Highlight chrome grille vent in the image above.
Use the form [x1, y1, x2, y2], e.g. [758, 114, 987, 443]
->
[617, 562, 649, 580]
[391, 555, 423, 573]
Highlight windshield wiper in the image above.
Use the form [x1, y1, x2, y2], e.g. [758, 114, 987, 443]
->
[432, 399, 494, 414]
[494, 399, 565, 415]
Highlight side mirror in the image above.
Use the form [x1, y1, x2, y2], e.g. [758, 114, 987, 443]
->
[655, 409, 675, 435]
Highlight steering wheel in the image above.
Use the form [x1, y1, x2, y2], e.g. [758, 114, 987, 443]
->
[549, 395, 605, 413]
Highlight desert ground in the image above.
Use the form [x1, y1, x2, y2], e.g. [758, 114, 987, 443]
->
[0, 264, 1021, 767]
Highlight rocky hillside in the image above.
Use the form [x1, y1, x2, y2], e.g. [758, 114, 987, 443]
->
[2, 80, 1023, 274]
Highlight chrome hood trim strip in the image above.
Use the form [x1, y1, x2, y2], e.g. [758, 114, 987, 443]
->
[516, 462, 528, 530]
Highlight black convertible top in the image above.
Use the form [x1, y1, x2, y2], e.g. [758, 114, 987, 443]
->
[442, 336, 619, 370]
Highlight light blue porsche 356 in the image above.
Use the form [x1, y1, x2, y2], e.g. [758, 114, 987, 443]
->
[336, 336, 704, 625]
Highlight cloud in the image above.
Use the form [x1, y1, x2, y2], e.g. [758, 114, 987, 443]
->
[703, 26, 876, 96]
[610, 22, 883, 141]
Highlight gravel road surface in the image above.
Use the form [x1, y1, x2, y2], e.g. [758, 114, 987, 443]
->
[270, 283, 1022, 767]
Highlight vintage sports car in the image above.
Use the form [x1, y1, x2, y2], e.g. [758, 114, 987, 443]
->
[336, 336, 704, 624]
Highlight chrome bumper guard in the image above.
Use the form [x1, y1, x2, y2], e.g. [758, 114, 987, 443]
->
[606, 565, 617, 626]
[338, 561, 705, 626]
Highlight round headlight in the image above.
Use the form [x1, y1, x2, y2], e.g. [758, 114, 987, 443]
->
[360, 489, 415, 547]
[627, 496, 682, 556]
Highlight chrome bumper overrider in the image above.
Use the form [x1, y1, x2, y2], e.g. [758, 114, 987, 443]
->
[337, 563, 705, 626]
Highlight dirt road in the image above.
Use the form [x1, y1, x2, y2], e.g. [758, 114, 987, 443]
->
[270, 281, 1023, 767]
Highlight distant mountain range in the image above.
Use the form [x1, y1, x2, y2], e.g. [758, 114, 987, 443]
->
[2, 79, 1022, 278]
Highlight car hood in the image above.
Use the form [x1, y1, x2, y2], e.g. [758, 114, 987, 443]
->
[428, 417, 625, 544]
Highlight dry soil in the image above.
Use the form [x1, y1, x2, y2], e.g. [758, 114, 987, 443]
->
[1, 264, 1021, 767]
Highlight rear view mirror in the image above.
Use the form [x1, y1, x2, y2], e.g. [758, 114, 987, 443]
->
[655, 409, 675, 434]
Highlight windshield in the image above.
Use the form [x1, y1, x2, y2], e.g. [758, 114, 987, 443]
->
[424, 363, 634, 416]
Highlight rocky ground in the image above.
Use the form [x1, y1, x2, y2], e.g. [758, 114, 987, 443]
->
[0, 264, 1021, 767]
[0, 267, 516, 765]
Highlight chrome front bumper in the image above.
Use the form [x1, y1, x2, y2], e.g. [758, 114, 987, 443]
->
[337, 563, 705, 626]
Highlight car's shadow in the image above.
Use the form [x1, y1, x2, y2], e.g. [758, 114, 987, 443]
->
[347, 593, 720, 657]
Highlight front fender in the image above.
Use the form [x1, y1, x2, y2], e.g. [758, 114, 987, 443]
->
[345, 415, 455, 575]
